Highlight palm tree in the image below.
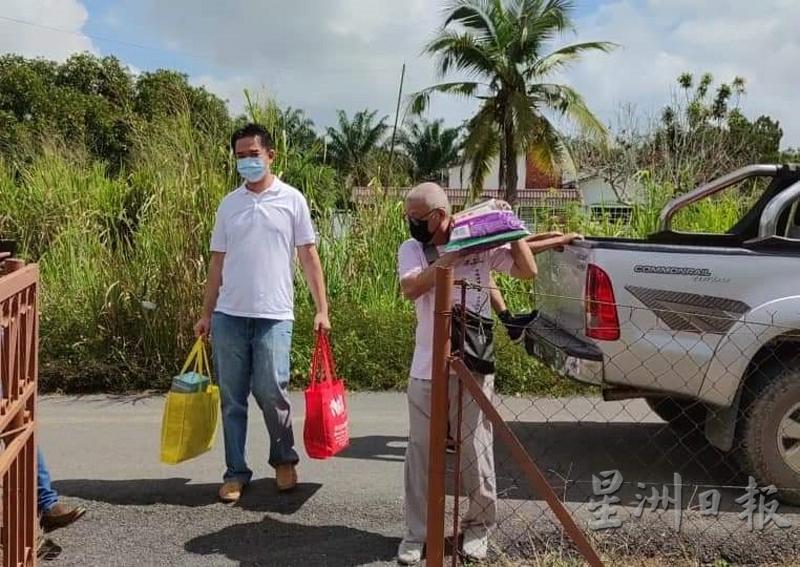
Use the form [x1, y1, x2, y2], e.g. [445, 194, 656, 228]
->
[280, 106, 319, 151]
[411, 0, 614, 205]
[326, 109, 389, 185]
[401, 119, 461, 183]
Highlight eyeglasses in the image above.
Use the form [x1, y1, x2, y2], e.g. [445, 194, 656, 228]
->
[406, 209, 438, 223]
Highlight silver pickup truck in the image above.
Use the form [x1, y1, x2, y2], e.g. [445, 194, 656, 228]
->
[525, 164, 800, 503]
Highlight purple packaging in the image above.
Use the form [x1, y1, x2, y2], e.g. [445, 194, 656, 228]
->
[451, 210, 525, 241]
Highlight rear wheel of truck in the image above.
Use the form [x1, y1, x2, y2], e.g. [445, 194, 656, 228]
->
[645, 397, 707, 435]
[736, 356, 800, 506]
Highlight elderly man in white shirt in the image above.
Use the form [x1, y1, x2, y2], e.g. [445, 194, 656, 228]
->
[396, 183, 536, 564]
[195, 123, 330, 503]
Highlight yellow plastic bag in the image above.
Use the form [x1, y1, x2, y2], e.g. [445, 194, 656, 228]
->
[160, 338, 220, 464]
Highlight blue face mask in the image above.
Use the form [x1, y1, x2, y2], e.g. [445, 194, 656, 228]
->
[236, 157, 269, 183]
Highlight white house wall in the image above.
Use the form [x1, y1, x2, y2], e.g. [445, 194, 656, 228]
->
[579, 176, 645, 207]
[580, 177, 618, 206]
[447, 155, 527, 191]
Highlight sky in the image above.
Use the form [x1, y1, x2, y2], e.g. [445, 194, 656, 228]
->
[1, 0, 799, 147]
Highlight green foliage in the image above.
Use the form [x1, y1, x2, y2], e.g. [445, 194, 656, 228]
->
[5, 116, 233, 392]
[326, 108, 389, 185]
[0, 108, 761, 396]
[133, 69, 230, 138]
[279, 107, 321, 153]
[728, 112, 783, 163]
[0, 54, 785, 399]
[401, 118, 460, 183]
[0, 107, 575, 395]
[495, 329, 591, 397]
[243, 91, 343, 211]
[291, 305, 416, 391]
[657, 73, 784, 188]
[573, 72, 787, 204]
[0, 53, 229, 168]
[412, 0, 614, 204]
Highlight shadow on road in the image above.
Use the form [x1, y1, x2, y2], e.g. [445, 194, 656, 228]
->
[53, 478, 321, 514]
[318, 420, 800, 517]
[338, 435, 407, 463]
[184, 516, 399, 566]
[339, 424, 746, 510]
[486, 420, 799, 514]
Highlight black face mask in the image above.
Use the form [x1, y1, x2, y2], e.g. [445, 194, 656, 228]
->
[408, 216, 435, 243]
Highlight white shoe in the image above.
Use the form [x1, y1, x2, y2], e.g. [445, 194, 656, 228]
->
[397, 539, 424, 565]
[461, 527, 489, 561]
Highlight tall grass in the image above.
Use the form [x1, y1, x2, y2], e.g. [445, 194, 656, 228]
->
[0, 108, 754, 395]
[571, 171, 753, 239]
[0, 115, 231, 389]
[0, 110, 449, 392]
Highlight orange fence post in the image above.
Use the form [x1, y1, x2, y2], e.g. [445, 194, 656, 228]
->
[0, 259, 39, 567]
[426, 266, 453, 567]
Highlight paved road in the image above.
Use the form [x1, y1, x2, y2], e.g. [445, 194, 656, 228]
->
[38, 393, 800, 566]
[39, 393, 407, 567]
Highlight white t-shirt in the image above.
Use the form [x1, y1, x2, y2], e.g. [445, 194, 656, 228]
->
[210, 178, 316, 320]
[397, 239, 515, 381]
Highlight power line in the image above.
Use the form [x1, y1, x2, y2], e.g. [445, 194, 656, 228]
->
[0, 14, 207, 61]
[0, 14, 413, 76]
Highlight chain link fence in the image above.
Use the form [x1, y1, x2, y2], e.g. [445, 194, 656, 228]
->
[427, 274, 800, 566]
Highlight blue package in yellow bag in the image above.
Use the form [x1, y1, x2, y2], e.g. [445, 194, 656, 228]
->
[160, 338, 220, 464]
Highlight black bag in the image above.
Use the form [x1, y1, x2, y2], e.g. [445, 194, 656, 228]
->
[423, 244, 496, 375]
[451, 303, 496, 374]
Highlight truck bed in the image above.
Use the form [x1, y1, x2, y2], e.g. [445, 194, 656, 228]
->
[574, 234, 800, 256]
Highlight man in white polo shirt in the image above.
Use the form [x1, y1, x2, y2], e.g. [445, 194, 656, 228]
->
[194, 123, 330, 503]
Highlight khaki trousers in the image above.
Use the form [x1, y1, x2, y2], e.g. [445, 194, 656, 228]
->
[403, 373, 497, 542]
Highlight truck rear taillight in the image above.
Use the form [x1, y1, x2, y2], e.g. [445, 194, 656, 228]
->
[585, 264, 620, 341]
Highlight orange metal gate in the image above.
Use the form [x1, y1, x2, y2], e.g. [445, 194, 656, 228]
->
[0, 259, 39, 567]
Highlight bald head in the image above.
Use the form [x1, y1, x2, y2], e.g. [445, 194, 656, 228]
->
[404, 182, 453, 245]
[405, 182, 452, 215]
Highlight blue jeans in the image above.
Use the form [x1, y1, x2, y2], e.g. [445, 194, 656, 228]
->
[38, 448, 60, 514]
[211, 313, 299, 483]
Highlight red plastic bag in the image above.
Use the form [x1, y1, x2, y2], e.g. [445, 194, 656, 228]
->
[304, 333, 350, 459]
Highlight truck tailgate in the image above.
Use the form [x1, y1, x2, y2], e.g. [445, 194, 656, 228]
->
[535, 244, 590, 337]
[530, 238, 745, 396]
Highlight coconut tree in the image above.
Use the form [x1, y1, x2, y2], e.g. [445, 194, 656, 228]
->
[326, 109, 389, 185]
[401, 119, 461, 183]
[411, 0, 614, 205]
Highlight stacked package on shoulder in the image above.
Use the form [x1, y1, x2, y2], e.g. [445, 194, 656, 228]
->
[445, 199, 529, 253]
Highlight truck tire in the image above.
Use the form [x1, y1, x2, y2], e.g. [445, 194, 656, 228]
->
[736, 357, 800, 506]
[645, 397, 707, 434]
